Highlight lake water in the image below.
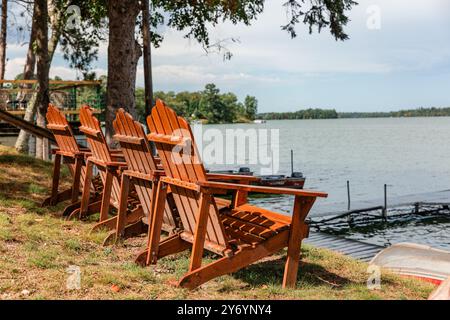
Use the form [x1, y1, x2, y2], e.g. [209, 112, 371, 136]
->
[203, 118, 450, 250]
[2, 117, 450, 250]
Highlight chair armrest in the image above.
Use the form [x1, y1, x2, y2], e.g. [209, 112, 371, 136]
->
[198, 180, 328, 198]
[123, 169, 165, 182]
[54, 149, 86, 158]
[87, 157, 127, 170]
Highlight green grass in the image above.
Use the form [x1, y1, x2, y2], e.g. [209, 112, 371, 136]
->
[0, 145, 436, 300]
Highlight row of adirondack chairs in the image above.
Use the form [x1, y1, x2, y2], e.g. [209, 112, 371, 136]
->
[43, 101, 327, 289]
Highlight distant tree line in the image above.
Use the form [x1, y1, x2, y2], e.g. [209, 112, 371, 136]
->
[257, 107, 450, 120]
[339, 107, 450, 118]
[258, 108, 339, 120]
[135, 83, 258, 124]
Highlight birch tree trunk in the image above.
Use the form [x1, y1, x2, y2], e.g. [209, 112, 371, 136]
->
[25, 1, 63, 158]
[15, 8, 37, 154]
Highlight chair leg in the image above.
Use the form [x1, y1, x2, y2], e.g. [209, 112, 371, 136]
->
[79, 161, 94, 219]
[42, 153, 62, 207]
[62, 193, 102, 217]
[179, 230, 289, 290]
[62, 201, 81, 217]
[67, 200, 102, 220]
[41, 188, 73, 207]
[52, 154, 62, 197]
[115, 174, 131, 239]
[135, 232, 190, 266]
[71, 157, 83, 203]
[145, 181, 168, 265]
[188, 193, 211, 271]
[91, 206, 144, 233]
[102, 219, 148, 246]
[99, 170, 113, 222]
[282, 196, 315, 288]
[158, 233, 191, 259]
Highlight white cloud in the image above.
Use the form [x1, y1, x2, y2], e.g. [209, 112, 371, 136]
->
[137, 64, 280, 88]
[3, 0, 450, 111]
[4, 57, 26, 79]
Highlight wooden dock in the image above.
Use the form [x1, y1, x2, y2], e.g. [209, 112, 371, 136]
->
[310, 189, 450, 218]
[305, 232, 385, 262]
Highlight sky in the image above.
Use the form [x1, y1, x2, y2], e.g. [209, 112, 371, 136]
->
[4, 0, 450, 113]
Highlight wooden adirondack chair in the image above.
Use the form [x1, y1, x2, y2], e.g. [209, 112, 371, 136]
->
[137, 100, 328, 289]
[76, 105, 144, 245]
[111, 108, 180, 241]
[112, 109, 253, 254]
[43, 104, 102, 217]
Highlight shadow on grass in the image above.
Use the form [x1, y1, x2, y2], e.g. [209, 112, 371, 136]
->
[0, 152, 72, 213]
[0, 154, 50, 172]
[233, 257, 352, 288]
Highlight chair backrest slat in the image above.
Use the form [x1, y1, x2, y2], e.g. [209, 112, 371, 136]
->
[147, 107, 199, 237]
[116, 111, 153, 218]
[46, 104, 80, 154]
[79, 106, 121, 205]
[147, 109, 196, 233]
[147, 100, 229, 249]
[113, 109, 175, 226]
[46, 104, 89, 191]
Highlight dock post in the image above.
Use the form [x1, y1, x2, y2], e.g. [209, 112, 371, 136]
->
[347, 181, 353, 224]
[290, 150, 294, 176]
[382, 184, 387, 219]
[347, 180, 351, 211]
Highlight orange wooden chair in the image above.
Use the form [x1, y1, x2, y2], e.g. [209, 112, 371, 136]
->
[112, 109, 252, 253]
[43, 104, 102, 217]
[111, 108, 180, 242]
[76, 105, 144, 245]
[137, 100, 328, 290]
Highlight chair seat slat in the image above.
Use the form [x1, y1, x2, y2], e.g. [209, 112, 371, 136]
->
[147, 132, 191, 146]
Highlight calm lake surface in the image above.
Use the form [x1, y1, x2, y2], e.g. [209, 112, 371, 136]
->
[2, 117, 450, 249]
[203, 117, 450, 250]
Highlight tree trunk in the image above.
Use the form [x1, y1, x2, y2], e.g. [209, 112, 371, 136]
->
[34, 0, 49, 160]
[0, 0, 8, 85]
[19, 1, 62, 157]
[106, 0, 141, 145]
[15, 7, 37, 154]
[141, 0, 155, 154]
[142, 0, 153, 117]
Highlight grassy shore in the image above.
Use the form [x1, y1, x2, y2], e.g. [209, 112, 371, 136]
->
[0, 145, 434, 300]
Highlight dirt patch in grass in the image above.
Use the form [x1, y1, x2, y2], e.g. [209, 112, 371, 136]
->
[0, 145, 435, 300]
